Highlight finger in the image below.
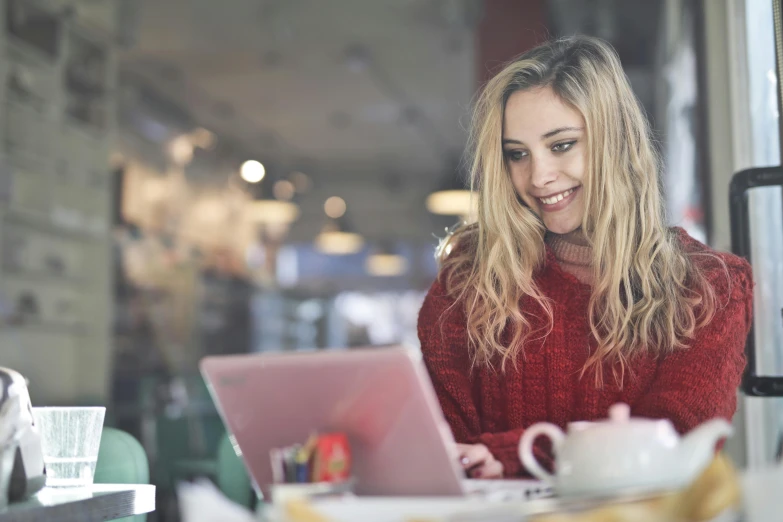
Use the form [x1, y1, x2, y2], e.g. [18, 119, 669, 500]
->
[459, 445, 488, 467]
[459, 445, 491, 469]
[455, 444, 472, 467]
[457, 443, 470, 467]
[483, 459, 504, 479]
[465, 461, 484, 477]
[469, 458, 504, 479]
[455, 444, 471, 462]
[455, 443, 472, 457]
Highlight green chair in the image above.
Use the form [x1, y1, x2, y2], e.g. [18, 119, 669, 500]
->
[216, 432, 253, 509]
[151, 375, 256, 510]
[154, 409, 226, 486]
[94, 427, 150, 522]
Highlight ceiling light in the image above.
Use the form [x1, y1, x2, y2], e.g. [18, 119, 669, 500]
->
[169, 135, 194, 166]
[366, 242, 407, 277]
[426, 158, 477, 220]
[247, 199, 299, 225]
[315, 216, 363, 255]
[190, 127, 216, 149]
[289, 171, 311, 192]
[366, 253, 408, 277]
[425, 189, 477, 218]
[273, 180, 295, 201]
[241, 160, 266, 183]
[324, 196, 347, 218]
[315, 231, 364, 256]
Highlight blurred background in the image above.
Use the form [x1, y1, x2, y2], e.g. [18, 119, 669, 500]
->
[0, 0, 780, 520]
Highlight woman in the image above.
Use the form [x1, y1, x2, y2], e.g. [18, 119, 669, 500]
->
[417, 36, 753, 480]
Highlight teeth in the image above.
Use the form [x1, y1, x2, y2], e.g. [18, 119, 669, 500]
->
[540, 188, 574, 205]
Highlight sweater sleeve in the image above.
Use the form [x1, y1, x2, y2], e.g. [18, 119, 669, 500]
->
[476, 428, 552, 478]
[631, 257, 754, 435]
[417, 276, 552, 477]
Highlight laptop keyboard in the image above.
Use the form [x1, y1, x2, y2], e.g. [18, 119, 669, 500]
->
[462, 479, 553, 502]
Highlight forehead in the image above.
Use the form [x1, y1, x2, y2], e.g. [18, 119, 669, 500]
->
[503, 87, 584, 139]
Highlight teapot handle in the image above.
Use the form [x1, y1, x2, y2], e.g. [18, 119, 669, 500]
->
[518, 423, 565, 485]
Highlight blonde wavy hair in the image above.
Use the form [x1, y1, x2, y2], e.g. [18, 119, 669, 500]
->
[440, 36, 718, 385]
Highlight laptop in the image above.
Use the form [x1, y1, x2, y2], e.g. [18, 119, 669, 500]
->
[200, 346, 551, 501]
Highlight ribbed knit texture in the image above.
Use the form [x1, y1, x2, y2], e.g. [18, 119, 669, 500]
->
[546, 232, 593, 284]
[417, 228, 753, 477]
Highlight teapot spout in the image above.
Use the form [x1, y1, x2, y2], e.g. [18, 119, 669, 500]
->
[679, 418, 733, 483]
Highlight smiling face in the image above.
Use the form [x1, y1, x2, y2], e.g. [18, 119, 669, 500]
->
[502, 86, 587, 235]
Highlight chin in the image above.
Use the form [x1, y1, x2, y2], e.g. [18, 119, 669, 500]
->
[543, 220, 581, 235]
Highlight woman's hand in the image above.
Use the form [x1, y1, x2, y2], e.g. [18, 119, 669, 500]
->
[456, 443, 504, 479]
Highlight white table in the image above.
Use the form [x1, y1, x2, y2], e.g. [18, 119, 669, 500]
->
[259, 496, 740, 522]
[0, 484, 155, 522]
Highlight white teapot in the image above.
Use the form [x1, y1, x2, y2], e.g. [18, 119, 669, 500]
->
[518, 403, 733, 498]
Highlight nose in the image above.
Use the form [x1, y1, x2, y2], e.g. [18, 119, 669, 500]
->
[530, 156, 558, 189]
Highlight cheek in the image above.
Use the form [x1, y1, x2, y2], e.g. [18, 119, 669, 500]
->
[509, 166, 534, 206]
[566, 151, 587, 181]
[508, 165, 525, 193]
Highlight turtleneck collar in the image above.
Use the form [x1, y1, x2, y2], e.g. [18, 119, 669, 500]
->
[546, 231, 593, 284]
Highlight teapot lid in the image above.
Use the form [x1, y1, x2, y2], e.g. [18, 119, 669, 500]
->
[569, 403, 675, 435]
[608, 403, 631, 422]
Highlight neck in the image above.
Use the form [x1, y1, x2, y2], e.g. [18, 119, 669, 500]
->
[557, 228, 589, 246]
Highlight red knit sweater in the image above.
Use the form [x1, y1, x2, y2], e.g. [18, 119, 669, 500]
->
[417, 229, 754, 478]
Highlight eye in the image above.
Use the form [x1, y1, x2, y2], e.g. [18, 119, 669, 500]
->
[552, 140, 576, 153]
[504, 149, 528, 162]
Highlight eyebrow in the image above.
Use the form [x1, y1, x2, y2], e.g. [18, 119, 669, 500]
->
[502, 126, 584, 146]
[542, 126, 583, 139]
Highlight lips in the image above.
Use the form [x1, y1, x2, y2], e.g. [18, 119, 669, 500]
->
[536, 186, 580, 212]
[538, 187, 576, 206]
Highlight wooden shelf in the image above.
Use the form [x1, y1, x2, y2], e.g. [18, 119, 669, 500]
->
[3, 208, 108, 244]
[1, 267, 86, 287]
[1, 321, 87, 337]
[1, 0, 119, 404]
